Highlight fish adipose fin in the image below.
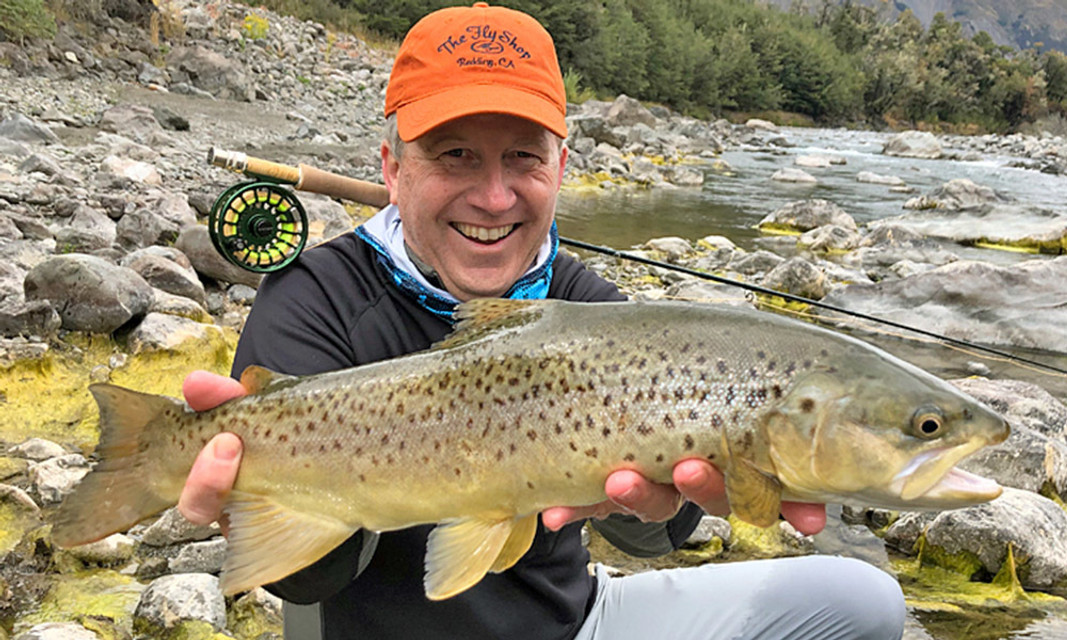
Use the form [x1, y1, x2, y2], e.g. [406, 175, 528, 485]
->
[220, 491, 357, 595]
[434, 299, 549, 350]
[52, 384, 186, 547]
[424, 513, 535, 600]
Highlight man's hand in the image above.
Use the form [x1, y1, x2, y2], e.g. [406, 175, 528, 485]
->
[541, 459, 827, 536]
[177, 370, 247, 527]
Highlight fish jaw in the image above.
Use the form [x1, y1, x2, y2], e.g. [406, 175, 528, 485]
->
[890, 439, 1003, 505]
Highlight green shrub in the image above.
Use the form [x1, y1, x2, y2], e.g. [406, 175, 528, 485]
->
[563, 68, 596, 104]
[0, 0, 57, 43]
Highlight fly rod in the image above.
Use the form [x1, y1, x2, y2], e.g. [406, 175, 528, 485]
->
[205, 147, 1067, 376]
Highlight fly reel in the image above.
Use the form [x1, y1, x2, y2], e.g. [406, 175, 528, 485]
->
[208, 181, 308, 273]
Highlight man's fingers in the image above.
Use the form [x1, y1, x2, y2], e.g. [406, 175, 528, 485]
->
[604, 469, 682, 522]
[542, 504, 613, 531]
[177, 433, 243, 526]
[673, 459, 729, 516]
[182, 370, 247, 411]
[781, 501, 826, 536]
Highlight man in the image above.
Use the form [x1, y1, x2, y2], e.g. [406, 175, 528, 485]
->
[180, 3, 906, 638]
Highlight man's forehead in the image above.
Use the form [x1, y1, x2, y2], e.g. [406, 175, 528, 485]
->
[417, 114, 553, 145]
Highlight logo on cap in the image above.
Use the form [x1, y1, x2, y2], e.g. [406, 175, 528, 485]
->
[437, 24, 533, 70]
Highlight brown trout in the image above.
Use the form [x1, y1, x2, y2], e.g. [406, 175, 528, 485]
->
[53, 299, 1008, 599]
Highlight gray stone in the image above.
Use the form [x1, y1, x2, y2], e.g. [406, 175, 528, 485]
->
[760, 199, 858, 233]
[138, 507, 221, 546]
[0, 114, 60, 144]
[175, 225, 263, 289]
[227, 284, 257, 305]
[126, 313, 223, 354]
[64, 533, 136, 566]
[727, 250, 785, 276]
[169, 45, 254, 101]
[762, 257, 828, 300]
[9, 437, 66, 461]
[665, 280, 752, 307]
[903, 178, 1007, 211]
[122, 250, 205, 305]
[17, 153, 62, 176]
[683, 515, 732, 548]
[302, 192, 356, 242]
[98, 104, 165, 145]
[54, 204, 117, 252]
[170, 537, 228, 574]
[885, 488, 1067, 590]
[0, 299, 61, 338]
[745, 118, 778, 132]
[98, 155, 162, 186]
[797, 225, 863, 253]
[14, 622, 99, 640]
[883, 130, 942, 159]
[856, 171, 905, 186]
[24, 254, 154, 334]
[605, 94, 657, 128]
[644, 237, 693, 261]
[794, 155, 831, 168]
[134, 573, 227, 632]
[116, 208, 180, 249]
[770, 168, 817, 183]
[150, 288, 213, 322]
[28, 454, 90, 504]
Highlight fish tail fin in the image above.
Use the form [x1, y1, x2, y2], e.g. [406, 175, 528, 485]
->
[52, 384, 187, 547]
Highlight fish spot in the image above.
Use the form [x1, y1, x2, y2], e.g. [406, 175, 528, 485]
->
[584, 447, 598, 458]
[569, 441, 578, 451]
[711, 414, 723, 428]
[527, 430, 537, 441]
[717, 360, 728, 374]
[527, 481, 535, 490]
[586, 415, 595, 429]
[637, 423, 653, 436]
[510, 443, 517, 454]
[602, 427, 611, 437]
[454, 468, 461, 476]
[663, 415, 675, 429]
[624, 453, 635, 462]
[278, 434, 289, 443]
[656, 454, 664, 463]
[800, 398, 816, 413]
[359, 474, 366, 482]
[684, 435, 695, 450]
[743, 432, 753, 449]
[689, 409, 699, 420]
[497, 449, 505, 461]
[565, 471, 573, 479]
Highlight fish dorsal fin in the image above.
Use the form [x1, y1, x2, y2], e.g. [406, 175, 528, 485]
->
[219, 491, 358, 595]
[238, 365, 295, 395]
[489, 513, 539, 573]
[424, 513, 531, 600]
[433, 299, 550, 350]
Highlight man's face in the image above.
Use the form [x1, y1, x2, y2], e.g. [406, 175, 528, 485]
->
[382, 113, 567, 301]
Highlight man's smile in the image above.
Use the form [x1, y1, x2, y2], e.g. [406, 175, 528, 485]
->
[452, 222, 519, 244]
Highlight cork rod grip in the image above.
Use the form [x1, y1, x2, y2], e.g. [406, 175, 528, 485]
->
[242, 156, 303, 184]
[297, 164, 391, 208]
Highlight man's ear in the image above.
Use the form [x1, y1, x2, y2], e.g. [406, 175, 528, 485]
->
[382, 142, 400, 205]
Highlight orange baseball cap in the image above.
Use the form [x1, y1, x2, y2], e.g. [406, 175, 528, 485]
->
[384, 2, 567, 142]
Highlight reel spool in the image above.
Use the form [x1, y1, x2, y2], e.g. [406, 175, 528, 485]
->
[209, 181, 308, 273]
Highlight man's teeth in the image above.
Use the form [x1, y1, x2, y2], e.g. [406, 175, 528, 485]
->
[454, 223, 515, 242]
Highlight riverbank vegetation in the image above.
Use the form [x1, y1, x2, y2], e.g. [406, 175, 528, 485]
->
[4, 0, 1067, 133]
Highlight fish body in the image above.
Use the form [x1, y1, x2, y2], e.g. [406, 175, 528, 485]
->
[53, 299, 1008, 599]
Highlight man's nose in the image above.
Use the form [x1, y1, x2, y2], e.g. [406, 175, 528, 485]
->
[469, 161, 517, 212]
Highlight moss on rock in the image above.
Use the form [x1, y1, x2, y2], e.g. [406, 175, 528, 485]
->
[15, 570, 143, 633]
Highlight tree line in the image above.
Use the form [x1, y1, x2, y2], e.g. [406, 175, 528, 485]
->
[337, 0, 1067, 133]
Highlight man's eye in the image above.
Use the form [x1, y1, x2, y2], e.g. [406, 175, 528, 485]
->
[443, 149, 465, 158]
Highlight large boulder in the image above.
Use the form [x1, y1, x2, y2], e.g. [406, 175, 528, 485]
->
[0, 114, 60, 144]
[759, 200, 857, 233]
[24, 254, 154, 333]
[605, 94, 657, 128]
[133, 573, 227, 634]
[97, 104, 166, 145]
[883, 130, 941, 159]
[168, 45, 254, 101]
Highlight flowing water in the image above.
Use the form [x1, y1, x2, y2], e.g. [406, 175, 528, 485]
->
[558, 128, 1067, 639]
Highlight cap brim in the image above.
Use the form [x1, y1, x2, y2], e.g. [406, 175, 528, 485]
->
[395, 84, 567, 142]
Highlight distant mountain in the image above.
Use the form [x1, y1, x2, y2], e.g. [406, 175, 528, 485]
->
[762, 0, 1067, 53]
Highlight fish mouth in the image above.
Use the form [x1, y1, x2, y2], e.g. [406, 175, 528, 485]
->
[891, 440, 1001, 504]
[452, 222, 518, 244]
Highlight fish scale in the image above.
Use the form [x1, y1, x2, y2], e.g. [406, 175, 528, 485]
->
[52, 298, 1008, 600]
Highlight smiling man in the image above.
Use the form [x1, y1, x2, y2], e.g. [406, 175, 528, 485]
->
[178, 3, 906, 639]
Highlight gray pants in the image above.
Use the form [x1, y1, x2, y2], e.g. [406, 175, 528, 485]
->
[284, 556, 905, 639]
[575, 556, 905, 640]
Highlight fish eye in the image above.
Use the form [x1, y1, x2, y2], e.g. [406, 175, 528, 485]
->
[912, 406, 945, 438]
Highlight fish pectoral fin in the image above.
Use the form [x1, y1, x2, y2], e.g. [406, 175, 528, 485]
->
[238, 365, 296, 394]
[424, 514, 522, 600]
[489, 513, 538, 573]
[220, 491, 358, 596]
[725, 459, 783, 528]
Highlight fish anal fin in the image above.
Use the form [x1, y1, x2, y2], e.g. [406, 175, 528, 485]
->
[238, 365, 295, 395]
[434, 299, 549, 350]
[424, 514, 518, 600]
[489, 513, 538, 573]
[220, 491, 357, 595]
[725, 459, 783, 528]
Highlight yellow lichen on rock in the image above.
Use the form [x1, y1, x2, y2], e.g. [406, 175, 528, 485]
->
[14, 570, 144, 632]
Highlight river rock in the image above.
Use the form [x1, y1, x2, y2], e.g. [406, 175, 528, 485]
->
[727, 250, 784, 275]
[665, 280, 752, 307]
[856, 171, 905, 186]
[98, 104, 165, 145]
[887, 202, 1067, 255]
[138, 507, 221, 546]
[133, 573, 227, 633]
[9, 438, 66, 461]
[745, 118, 778, 132]
[683, 515, 732, 548]
[885, 487, 1067, 590]
[28, 454, 90, 504]
[0, 299, 61, 338]
[24, 254, 154, 333]
[797, 224, 862, 253]
[168, 45, 254, 102]
[822, 257, 1067, 352]
[96, 131, 160, 163]
[762, 257, 828, 300]
[17, 152, 62, 177]
[175, 224, 264, 289]
[126, 312, 223, 354]
[770, 168, 816, 183]
[150, 288, 213, 322]
[121, 248, 206, 305]
[170, 537, 228, 574]
[0, 114, 59, 144]
[644, 236, 693, 261]
[54, 204, 116, 252]
[794, 155, 831, 168]
[63, 533, 136, 566]
[98, 155, 162, 186]
[13, 623, 98, 640]
[605, 94, 657, 128]
[902, 178, 1007, 210]
[115, 207, 180, 249]
[883, 130, 941, 159]
[302, 192, 356, 241]
[951, 378, 1066, 441]
[759, 199, 857, 233]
